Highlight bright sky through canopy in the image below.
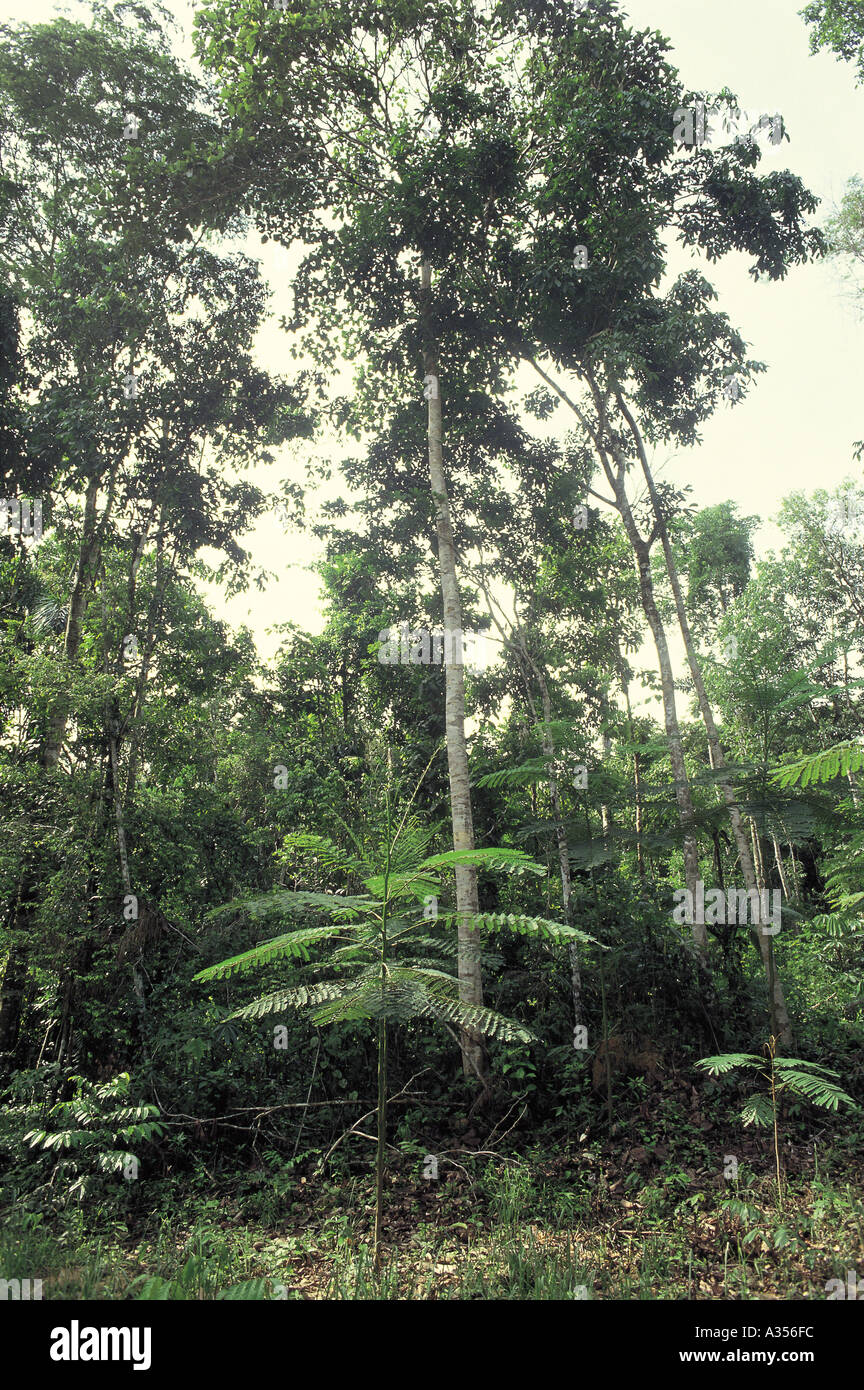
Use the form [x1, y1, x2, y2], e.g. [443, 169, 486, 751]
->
[3, 0, 861, 662]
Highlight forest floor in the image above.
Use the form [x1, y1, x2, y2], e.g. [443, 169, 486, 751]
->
[5, 1140, 863, 1300]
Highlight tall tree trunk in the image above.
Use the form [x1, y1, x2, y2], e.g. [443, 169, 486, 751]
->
[420, 261, 485, 1083]
[471, 584, 583, 1031]
[124, 526, 169, 805]
[536, 669, 581, 1028]
[0, 895, 30, 1066]
[525, 358, 705, 954]
[103, 574, 151, 1065]
[600, 725, 613, 844]
[624, 683, 646, 881]
[789, 841, 801, 905]
[44, 476, 102, 770]
[772, 835, 791, 901]
[621, 514, 705, 953]
[618, 393, 793, 1046]
[751, 818, 766, 891]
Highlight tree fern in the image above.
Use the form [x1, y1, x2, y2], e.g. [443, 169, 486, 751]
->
[697, 1039, 857, 1203]
[194, 794, 601, 1266]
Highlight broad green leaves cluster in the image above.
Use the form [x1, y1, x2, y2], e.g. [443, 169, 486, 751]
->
[195, 825, 597, 1043]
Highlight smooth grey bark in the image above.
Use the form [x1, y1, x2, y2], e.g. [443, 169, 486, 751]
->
[526, 357, 706, 954]
[616, 393, 793, 1044]
[626, 517, 706, 953]
[530, 650, 582, 1027]
[44, 473, 113, 769]
[471, 576, 584, 1028]
[420, 261, 486, 1083]
[624, 683, 646, 881]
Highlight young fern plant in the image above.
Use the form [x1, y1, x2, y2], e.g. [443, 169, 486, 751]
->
[21, 1072, 163, 1203]
[696, 1038, 858, 1205]
[773, 744, 864, 943]
[194, 794, 598, 1267]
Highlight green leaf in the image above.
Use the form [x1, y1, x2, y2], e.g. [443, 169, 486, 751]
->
[771, 742, 864, 789]
[418, 848, 546, 876]
[695, 1053, 762, 1075]
[205, 889, 374, 923]
[218, 1279, 272, 1300]
[228, 981, 348, 1020]
[421, 991, 537, 1043]
[778, 1070, 858, 1112]
[194, 925, 355, 981]
[740, 1094, 774, 1128]
[469, 912, 604, 945]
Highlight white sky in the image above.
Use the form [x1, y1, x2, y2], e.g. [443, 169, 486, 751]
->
[3, 0, 862, 675]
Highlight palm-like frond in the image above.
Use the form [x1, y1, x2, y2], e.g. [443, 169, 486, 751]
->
[469, 911, 603, 946]
[418, 847, 545, 876]
[247, 891, 375, 919]
[772, 1058, 843, 1074]
[810, 912, 856, 938]
[364, 871, 439, 902]
[420, 992, 536, 1043]
[280, 831, 370, 879]
[474, 759, 552, 790]
[392, 932, 458, 959]
[772, 742, 864, 789]
[204, 889, 374, 924]
[228, 981, 349, 1021]
[29, 596, 68, 636]
[696, 1053, 762, 1075]
[194, 925, 355, 981]
[396, 964, 458, 987]
[777, 1069, 858, 1111]
[740, 1094, 775, 1128]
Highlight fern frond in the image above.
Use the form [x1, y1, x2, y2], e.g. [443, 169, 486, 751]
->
[772, 1058, 841, 1074]
[469, 912, 602, 946]
[228, 981, 349, 1021]
[740, 1094, 774, 1128]
[396, 934, 458, 958]
[696, 1053, 762, 1075]
[391, 964, 458, 987]
[779, 1070, 858, 1111]
[421, 992, 536, 1043]
[771, 742, 864, 789]
[247, 891, 375, 919]
[308, 981, 401, 1026]
[418, 848, 545, 876]
[474, 760, 551, 790]
[364, 872, 439, 902]
[280, 832, 369, 878]
[205, 889, 374, 924]
[194, 925, 354, 982]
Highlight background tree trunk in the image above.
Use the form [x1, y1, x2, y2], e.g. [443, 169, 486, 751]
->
[420, 261, 485, 1083]
[44, 475, 102, 770]
[622, 400, 793, 1045]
